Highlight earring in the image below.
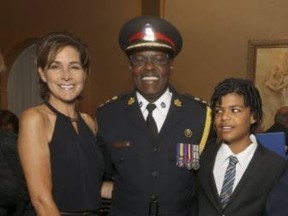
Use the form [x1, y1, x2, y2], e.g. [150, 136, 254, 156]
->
[170, 65, 174, 70]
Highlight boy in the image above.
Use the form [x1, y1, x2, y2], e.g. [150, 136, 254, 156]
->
[197, 78, 286, 216]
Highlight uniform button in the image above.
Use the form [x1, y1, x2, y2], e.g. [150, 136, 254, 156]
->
[119, 157, 124, 162]
[152, 170, 160, 177]
[150, 195, 158, 201]
[153, 146, 160, 152]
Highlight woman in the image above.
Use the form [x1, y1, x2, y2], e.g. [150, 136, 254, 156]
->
[18, 32, 110, 216]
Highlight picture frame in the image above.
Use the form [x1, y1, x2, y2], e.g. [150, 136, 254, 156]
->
[247, 39, 288, 131]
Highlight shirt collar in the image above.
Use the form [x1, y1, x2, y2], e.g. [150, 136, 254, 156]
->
[136, 88, 172, 114]
[219, 134, 258, 167]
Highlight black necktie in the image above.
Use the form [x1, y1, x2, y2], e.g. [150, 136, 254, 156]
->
[146, 103, 158, 137]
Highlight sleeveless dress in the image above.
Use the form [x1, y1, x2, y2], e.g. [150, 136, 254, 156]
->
[23, 101, 105, 215]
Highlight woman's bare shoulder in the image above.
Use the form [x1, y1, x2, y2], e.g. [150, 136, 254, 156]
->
[20, 104, 55, 129]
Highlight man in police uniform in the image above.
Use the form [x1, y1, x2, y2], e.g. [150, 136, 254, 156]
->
[96, 16, 212, 216]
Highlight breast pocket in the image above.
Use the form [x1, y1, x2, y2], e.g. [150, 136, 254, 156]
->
[110, 141, 139, 174]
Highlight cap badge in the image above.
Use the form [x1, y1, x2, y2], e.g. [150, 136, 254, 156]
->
[174, 99, 182, 107]
[143, 24, 156, 42]
[128, 97, 135, 105]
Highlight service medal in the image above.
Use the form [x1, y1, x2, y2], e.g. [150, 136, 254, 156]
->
[191, 144, 200, 170]
[176, 143, 185, 168]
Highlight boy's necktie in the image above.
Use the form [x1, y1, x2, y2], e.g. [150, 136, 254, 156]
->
[219, 155, 238, 208]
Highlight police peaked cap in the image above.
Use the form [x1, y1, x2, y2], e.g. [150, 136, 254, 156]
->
[119, 16, 182, 58]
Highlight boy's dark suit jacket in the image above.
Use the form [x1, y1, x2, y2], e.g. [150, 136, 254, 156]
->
[265, 164, 288, 216]
[197, 140, 286, 216]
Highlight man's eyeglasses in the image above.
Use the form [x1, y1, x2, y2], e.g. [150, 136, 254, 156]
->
[129, 54, 171, 67]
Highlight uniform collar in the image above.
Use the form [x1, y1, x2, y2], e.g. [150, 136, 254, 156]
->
[136, 88, 172, 114]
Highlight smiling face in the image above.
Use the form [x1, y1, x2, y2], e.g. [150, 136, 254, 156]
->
[129, 50, 173, 102]
[38, 46, 87, 104]
[214, 93, 256, 150]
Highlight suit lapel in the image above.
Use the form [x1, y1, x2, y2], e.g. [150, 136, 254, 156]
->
[201, 143, 224, 211]
[125, 93, 148, 133]
[226, 144, 266, 207]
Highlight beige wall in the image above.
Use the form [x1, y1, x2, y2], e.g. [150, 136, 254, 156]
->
[0, 0, 141, 115]
[163, 0, 288, 101]
[1, 0, 288, 116]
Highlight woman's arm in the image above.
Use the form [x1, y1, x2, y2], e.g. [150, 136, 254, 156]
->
[18, 107, 60, 216]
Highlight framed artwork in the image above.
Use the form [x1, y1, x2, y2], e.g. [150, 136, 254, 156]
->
[247, 39, 288, 131]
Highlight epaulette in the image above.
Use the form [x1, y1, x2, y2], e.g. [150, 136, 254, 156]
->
[183, 94, 210, 107]
[199, 105, 212, 154]
[98, 94, 122, 108]
[183, 94, 212, 154]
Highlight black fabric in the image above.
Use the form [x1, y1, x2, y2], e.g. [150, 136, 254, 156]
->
[0, 129, 29, 216]
[146, 103, 158, 138]
[265, 164, 288, 216]
[23, 101, 105, 214]
[46, 101, 104, 211]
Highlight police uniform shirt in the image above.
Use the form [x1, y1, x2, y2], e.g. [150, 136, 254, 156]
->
[213, 134, 257, 195]
[137, 88, 172, 132]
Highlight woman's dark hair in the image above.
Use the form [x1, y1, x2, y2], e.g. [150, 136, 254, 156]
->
[0, 109, 19, 134]
[210, 78, 263, 133]
[35, 32, 90, 100]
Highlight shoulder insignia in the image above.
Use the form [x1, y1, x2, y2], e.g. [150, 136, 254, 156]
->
[111, 96, 118, 101]
[193, 97, 210, 106]
[98, 95, 120, 107]
[184, 94, 210, 106]
[183, 94, 211, 154]
[199, 106, 212, 154]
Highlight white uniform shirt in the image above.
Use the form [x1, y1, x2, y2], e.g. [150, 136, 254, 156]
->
[136, 88, 172, 132]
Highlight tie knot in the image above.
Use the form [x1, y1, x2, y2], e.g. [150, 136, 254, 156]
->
[229, 156, 238, 166]
[146, 103, 156, 113]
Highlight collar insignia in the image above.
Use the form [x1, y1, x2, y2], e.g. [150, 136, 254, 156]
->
[174, 98, 182, 107]
[128, 97, 135, 106]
